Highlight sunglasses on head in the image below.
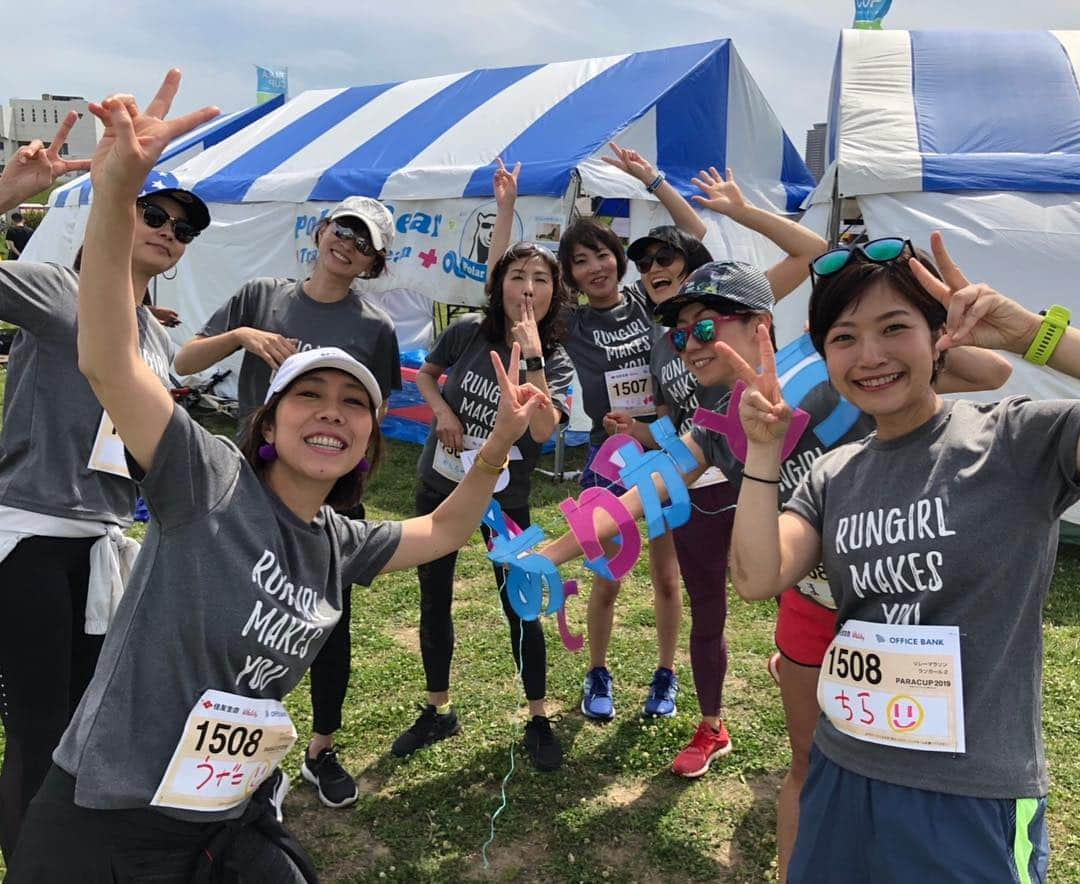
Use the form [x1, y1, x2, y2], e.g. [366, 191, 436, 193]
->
[635, 244, 682, 274]
[809, 237, 913, 284]
[668, 315, 741, 352]
[330, 221, 376, 256]
[138, 201, 198, 244]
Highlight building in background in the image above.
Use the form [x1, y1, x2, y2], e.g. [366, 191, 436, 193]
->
[804, 122, 827, 183]
[0, 94, 96, 179]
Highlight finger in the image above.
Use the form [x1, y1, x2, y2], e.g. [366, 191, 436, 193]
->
[929, 231, 970, 291]
[690, 195, 707, 206]
[87, 102, 111, 127]
[524, 294, 534, 320]
[146, 69, 182, 120]
[507, 341, 520, 381]
[743, 388, 780, 421]
[511, 161, 521, 180]
[495, 156, 507, 174]
[104, 98, 139, 150]
[491, 348, 512, 393]
[16, 140, 44, 163]
[44, 111, 80, 159]
[908, 257, 953, 307]
[710, 166, 722, 182]
[690, 176, 709, 192]
[714, 341, 760, 388]
[59, 158, 93, 173]
[757, 324, 778, 380]
[163, 106, 220, 142]
[949, 286, 992, 343]
[726, 167, 734, 182]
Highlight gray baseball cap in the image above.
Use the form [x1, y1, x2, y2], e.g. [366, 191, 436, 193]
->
[328, 196, 395, 252]
[654, 261, 775, 327]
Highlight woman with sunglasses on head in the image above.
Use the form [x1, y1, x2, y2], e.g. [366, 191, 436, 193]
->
[391, 236, 573, 771]
[487, 146, 708, 724]
[174, 196, 402, 811]
[605, 167, 828, 779]
[0, 113, 207, 860]
[8, 74, 553, 882]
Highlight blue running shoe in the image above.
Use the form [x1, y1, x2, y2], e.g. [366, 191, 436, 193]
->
[581, 666, 615, 720]
[643, 667, 678, 717]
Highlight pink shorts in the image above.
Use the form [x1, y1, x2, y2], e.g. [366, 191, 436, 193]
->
[774, 588, 836, 668]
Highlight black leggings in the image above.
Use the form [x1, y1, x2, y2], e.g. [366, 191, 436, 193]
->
[415, 484, 546, 702]
[0, 535, 103, 861]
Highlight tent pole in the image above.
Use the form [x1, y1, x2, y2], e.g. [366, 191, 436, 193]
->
[554, 171, 583, 482]
[826, 175, 841, 248]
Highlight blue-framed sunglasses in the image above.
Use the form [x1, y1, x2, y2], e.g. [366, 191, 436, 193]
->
[809, 237, 914, 284]
[668, 315, 740, 353]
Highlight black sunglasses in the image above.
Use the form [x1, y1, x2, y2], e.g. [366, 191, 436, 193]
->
[809, 237, 914, 284]
[330, 221, 376, 256]
[138, 202, 198, 244]
[635, 244, 681, 274]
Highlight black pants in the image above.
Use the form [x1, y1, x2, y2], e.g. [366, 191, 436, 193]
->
[0, 535, 103, 861]
[414, 484, 546, 702]
[307, 502, 364, 737]
[7, 766, 310, 883]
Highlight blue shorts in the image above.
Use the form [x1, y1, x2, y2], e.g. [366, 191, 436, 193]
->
[790, 746, 1049, 884]
[580, 443, 626, 493]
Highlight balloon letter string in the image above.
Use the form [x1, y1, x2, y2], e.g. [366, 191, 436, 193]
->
[556, 580, 584, 652]
[692, 381, 811, 463]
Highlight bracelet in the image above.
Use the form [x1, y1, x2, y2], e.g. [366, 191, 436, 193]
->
[741, 471, 780, 485]
[474, 448, 510, 476]
[645, 170, 666, 194]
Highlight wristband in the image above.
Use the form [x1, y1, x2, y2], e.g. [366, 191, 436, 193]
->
[645, 170, 666, 194]
[474, 448, 510, 476]
[741, 472, 780, 485]
[1023, 305, 1070, 366]
[524, 355, 545, 372]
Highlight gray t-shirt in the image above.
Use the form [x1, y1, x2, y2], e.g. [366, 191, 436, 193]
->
[416, 314, 572, 509]
[785, 397, 1080, 799]
[650, 324, 727, 436]
[561, 284, 655, 446]
[0, 261, 176, 525]
[200, 278, 402, 421]
[54, 405, 401, 820]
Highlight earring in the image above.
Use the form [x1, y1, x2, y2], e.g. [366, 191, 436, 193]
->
[161, 267, 178, 281]
[258, 443, 278, 462]
[355, 457, 370, 474]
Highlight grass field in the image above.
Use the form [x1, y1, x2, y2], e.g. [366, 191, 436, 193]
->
[0, 372, 1078, 882]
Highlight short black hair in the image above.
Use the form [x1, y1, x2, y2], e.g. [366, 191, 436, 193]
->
[11, 212, 23, 222]
[557, 218, 627, 291]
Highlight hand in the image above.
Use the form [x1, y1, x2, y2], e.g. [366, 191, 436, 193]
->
[489, 342, 549, 449]
[433, 408, 465, 453]
[236, 328, 298, 369]
[691, 166, 748, 219]
[509, 294, 543, 359]
[493, 157, 520, 210]
[601, 140, 657, 187]
[717, 324, 792, 445]
[0, 111, 92, 209]
[910, 231, 1042, 355]
[86, 69, 218, 204]
[602, 410, 634, 436]
[148, 305, 180, 327]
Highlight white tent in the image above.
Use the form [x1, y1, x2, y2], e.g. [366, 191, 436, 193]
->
[792, 29, 1080, 533]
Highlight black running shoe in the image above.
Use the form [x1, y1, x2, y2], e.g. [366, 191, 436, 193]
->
[301, 746, 359, 808]
[391, 704, 461, 757]
[524, 715, 563, 772]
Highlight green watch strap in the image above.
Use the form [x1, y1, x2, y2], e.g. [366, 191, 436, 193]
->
[1023, 305, 1070, 366]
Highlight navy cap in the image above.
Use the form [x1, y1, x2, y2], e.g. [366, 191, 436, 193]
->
[654, 261, 775, 327]
[137, 171, 211, 233]
[627, 226, 712, 273]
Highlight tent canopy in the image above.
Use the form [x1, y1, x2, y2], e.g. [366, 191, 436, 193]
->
[171, 40, 813, 214]
[810, 29, 1080, 203]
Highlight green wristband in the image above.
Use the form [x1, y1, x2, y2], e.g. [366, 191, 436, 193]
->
[1023, 305, 1070, 366]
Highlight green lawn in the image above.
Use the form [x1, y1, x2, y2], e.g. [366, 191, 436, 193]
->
[0, 371, 1078, 881]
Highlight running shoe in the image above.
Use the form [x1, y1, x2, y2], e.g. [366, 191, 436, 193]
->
[643, 667, 679, 717]
[391, 704, 461, 757]
[581, 666, 615, 721]
[301, 746, 359, 808]
[671, 720, 733, 778]
[523, 715, 563, 771]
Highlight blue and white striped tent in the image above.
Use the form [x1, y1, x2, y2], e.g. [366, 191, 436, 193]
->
[792, 29, 1080, 530]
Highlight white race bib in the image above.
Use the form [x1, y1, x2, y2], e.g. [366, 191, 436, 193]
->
[796, 565, 837, 610]
[433, 434, 521, 491]
[817, 619, 965, 754]
[151, 689, 297, 812]
[604, 365, 654, 416]
[689, 466, 727, 489]
[87, 411, 131, 479]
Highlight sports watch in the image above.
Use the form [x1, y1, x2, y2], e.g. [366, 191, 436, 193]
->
[1023, 305, 1070, 365]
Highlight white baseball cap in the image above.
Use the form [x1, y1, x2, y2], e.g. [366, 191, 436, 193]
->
[265, 347, 383, 410]
[328, 196, 395, 252]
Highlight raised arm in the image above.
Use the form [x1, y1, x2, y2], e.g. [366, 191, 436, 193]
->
[78, 71, 217, 472]
[691, 167, 827, 300]
[485, 157, 519, 277]
[0, 112, 91, 214]
[602, 141, 706, 240]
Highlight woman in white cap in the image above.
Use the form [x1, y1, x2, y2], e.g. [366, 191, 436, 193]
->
[8, 73, 551, 881]
[0, 106, 210, 860]
[175, 192, 402, 811]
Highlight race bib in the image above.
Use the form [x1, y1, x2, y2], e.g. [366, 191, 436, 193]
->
[689, 466, 727, 489]
[796, 564, 837, 610]
[151, 689, 297, 812]
[87, 411, 131, 479]
[605, 365, 654, 416]
[432, 443, 467, 484]
[433, 435, 520, 491]
[818, 620, 965, 753]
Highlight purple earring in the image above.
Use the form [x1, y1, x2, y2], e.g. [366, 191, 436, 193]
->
[356, 457, 370, 475]
[258, 443, 278, 463]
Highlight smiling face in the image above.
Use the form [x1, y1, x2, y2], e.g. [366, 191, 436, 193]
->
[675, 302, 767, 388]
[639, 243, 688, 305]
[263, 369, 374, 486]
[569, 242, 620, 302]
[131, 194, 188, 277]
[316, 217, 379, 279]
[822, 280, 941, 437]
[500, 255, 554, 324]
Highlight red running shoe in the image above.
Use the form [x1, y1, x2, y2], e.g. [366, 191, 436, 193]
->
[671, 720, 733, 778]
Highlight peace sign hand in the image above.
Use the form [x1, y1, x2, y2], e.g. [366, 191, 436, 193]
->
[493, 157, 520, 210]
[717, 324, 792, 445]
[86, 69, 219, 204]
[0, 111, 92, 209]
[909, 232, 1042, 355]
[509, 293, 543, 359]
[690, 166, 748, 219]
[601, 140, 657, 187]
[489, 342, 550, 449]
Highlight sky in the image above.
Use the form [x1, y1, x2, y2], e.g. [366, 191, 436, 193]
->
[3, 0, 1080, 160]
